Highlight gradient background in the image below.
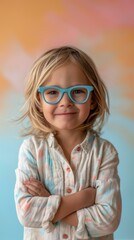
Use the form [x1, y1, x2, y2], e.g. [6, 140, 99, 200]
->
[0, 1, 134, 239]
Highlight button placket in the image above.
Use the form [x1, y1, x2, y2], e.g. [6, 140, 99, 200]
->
[64, 146, 82, 195]
[64, 157, 75, 186]
[71, 147, 82, 175]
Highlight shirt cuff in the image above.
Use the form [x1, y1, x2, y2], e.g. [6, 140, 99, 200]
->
[75, 209, 89, 239]
[42, 195, 61, 233]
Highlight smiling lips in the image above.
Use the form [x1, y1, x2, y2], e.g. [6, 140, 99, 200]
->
[56, 112, 76, 115]
[55, 112, 77, 115]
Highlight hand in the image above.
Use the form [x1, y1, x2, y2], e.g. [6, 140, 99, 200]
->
[24, 178, 50, 197]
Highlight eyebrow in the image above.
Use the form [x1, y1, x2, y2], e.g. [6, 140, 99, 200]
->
[42, 83, 90, 87]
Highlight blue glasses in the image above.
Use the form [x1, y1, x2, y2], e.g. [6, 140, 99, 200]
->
[38, 85, 94, 104]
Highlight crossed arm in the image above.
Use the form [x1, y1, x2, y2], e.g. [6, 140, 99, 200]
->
[24, 178, 96, 226]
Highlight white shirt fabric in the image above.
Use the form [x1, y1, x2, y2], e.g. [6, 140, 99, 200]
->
[14, 131, 121, 240]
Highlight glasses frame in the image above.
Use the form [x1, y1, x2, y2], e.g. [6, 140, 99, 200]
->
[38, 85, 94, 104]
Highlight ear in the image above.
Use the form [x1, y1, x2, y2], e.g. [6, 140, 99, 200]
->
[90, 103, 96, 110]
[90, 100, 97, 110]
[90, 92, 97, 110]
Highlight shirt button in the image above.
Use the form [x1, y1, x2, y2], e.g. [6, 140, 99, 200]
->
[67, 187, 72, 193]
[76, 146, 81, 151]
[63, 233, 68, 239]
[66, 167, 71, 172]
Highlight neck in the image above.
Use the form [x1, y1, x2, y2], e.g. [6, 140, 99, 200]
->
[55, 129, 87, 161]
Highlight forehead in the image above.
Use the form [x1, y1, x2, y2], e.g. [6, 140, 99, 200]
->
[44, 62, 90, 86]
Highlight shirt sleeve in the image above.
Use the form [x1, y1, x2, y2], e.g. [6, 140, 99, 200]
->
[14, 139, 61, 232]
[75, 144, 122, 239]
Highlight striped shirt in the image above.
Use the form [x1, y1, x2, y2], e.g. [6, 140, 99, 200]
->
[14, 131, 121, 239]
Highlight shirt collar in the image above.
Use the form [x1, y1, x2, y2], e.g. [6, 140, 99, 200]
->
[78, 130, 95, 153]
[47, 132, 57, 148]
[47, 131, 95, 153]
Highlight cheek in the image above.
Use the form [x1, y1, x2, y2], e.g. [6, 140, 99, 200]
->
[83, 108, 91, 119]
[42, 104, 55, 117]
[79, 103, 91, 117]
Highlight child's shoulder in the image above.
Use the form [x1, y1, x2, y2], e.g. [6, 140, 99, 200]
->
[92, 132, 118, 155]
[20, 135, 47, 151]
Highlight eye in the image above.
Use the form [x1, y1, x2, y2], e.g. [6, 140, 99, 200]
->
[73, 89, 86, 94]
[48, 91, 58, 95]
[45, 90, 59, 95]
[74, 90, 83, 94]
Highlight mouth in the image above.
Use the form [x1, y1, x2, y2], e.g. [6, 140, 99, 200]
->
[55, 112, 77, 116]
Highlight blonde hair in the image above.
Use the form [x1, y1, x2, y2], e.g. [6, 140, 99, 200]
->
[18, 46, 109, 138]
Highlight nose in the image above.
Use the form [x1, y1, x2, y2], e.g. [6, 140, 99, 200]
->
[59, 92, 73, 107]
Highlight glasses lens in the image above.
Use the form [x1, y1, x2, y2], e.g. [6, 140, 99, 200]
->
[70, 87, 88, 103]
[44, 88, 61, 103]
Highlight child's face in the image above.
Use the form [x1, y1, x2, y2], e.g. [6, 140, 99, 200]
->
[39, 62, 93, 132]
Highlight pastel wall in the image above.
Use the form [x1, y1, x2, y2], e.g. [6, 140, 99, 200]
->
[0, 1, 134, 239]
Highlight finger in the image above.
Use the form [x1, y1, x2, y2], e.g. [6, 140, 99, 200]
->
[25, 183, 40, 195]
[27, 188, 37, 196]
[26, 178, 48, 191]
[26, 183, 48, 196]
[27, 180, 49, 193]
[29, 178, 46, 188]
[30, 179, 45, 188]
[25, 180, 41, 188]
[26, 184, 50, 197]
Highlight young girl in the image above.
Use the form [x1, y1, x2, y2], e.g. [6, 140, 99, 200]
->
[14, 46, 121, 240]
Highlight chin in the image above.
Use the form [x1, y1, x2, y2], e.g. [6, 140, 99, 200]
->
[57, 127, 74, 130]
[55, 124, 80, 131]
